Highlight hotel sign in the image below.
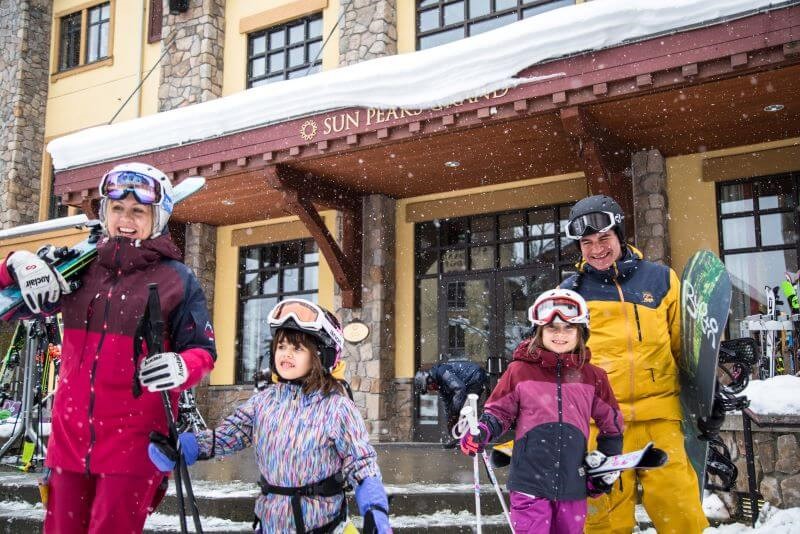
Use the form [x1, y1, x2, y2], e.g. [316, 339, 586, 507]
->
[299, 88, 510, 141]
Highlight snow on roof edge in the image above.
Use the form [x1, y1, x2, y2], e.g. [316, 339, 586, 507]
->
[48, 0, 789, 172]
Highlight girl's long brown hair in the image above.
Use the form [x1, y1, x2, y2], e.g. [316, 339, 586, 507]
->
[529, 324, 588, 367]
[271, 329, 342, 396]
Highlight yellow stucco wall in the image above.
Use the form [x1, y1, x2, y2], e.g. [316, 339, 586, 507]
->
[667, 137, 800, 275]
[210, 212, 337, 385]
[394, 172, 586, 378]
[222, 0, 340, 96]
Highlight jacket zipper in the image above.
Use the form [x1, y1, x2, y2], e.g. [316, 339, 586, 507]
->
[85, 241, 121, 475]
[613, 279, 637, 421]
[633, 304, 643, 342]
[555, 358, 564, 499]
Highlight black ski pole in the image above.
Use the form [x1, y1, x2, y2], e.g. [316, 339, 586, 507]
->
[135, 284, 203, 534]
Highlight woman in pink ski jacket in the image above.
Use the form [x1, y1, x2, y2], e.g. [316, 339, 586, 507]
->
[0, 162, 216, 533]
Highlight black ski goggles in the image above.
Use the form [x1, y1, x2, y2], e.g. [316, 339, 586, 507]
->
[565, 211, 620, 240]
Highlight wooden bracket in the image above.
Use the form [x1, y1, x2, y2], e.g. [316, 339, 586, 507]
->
[559, 106, 633, 236]
[265, 165, 363, 308]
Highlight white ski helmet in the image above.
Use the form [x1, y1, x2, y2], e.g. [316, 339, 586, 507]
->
[98, 162, 174, 238]
[528, 288, 590, 338]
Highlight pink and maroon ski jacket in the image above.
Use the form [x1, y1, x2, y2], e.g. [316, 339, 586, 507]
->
[0, 235, 216, 476]
[482, 339, 623, 500]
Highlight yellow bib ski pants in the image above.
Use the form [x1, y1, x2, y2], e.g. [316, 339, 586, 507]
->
[586, 420, 708, 534]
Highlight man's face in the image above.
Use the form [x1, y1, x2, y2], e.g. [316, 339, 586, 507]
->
[579, 231, 622, 272]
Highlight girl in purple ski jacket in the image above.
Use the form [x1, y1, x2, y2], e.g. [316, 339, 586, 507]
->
[460, 289, 623, 534]
[147, 299, 391, 534]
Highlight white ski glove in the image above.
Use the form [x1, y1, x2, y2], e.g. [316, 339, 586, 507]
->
[7, 250, 71, 314]
[138, 352, 188, 392]
[585, 450, 621, 486]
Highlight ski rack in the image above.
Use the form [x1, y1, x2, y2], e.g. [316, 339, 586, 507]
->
[739, 313, 799, 378]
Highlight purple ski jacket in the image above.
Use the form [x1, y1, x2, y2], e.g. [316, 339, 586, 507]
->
[482, 339, 623, 500]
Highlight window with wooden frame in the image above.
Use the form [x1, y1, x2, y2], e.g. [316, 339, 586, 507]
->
[416, 0, 574, 50]
[246, 13, 323, 88]
[56, 1, 113, 73]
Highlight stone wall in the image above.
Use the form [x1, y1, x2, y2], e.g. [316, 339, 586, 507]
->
[0, 0, 51, 230]
[336, 195, 412, 441]
[712, 415, 800, 514]
[159, 0, 225, 112]
[339, 0, 397, 66]
[631, 149, 670, 264]
[184, 221, 217, 314]
[197, 385, 255, 429]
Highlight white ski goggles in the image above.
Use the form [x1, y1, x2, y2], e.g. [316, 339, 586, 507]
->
[529, 296, 584, 326]
[267, 299, 343, 348]
[565, 211, 620, 240]
[100, 171, 164, 206]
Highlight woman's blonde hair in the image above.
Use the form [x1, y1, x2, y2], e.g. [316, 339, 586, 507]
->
[529, 323, 588, 367]
[271, 329, 342, 396]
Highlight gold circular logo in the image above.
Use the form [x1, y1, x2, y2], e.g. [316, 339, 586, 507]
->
[300, 120, 318, 141]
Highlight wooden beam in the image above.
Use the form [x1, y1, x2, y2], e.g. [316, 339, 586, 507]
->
[265, 165, 363, 308]
[559, 106, 634, 239]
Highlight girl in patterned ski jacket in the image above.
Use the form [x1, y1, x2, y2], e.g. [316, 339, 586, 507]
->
[147, 298, 391, 534]
[460, 289, 624, 534]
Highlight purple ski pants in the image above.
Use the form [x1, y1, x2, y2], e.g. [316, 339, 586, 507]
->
[509, 491, 587, 534]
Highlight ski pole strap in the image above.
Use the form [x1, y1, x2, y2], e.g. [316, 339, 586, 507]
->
[258, 472, 348, 534]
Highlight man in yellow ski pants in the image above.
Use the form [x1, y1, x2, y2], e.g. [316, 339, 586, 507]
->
[560, 195, 708, 534]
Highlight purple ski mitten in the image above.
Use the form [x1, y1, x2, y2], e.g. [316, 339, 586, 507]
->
[355, 476, 391, 534]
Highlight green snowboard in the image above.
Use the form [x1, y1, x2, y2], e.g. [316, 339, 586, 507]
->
[679, 250, 732, 498]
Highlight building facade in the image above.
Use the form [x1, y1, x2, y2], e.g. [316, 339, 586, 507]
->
[1, 0, 799, 448]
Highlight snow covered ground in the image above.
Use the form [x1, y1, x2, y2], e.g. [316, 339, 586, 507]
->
[738, 375, 800, 415]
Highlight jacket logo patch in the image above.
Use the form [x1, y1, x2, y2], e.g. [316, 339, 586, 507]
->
[642, 291, 654, 304]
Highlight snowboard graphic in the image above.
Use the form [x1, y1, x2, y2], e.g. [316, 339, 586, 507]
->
[0, 177, 206, 322]
[489, 439, 667, 475]
[679, 249, 732, 498]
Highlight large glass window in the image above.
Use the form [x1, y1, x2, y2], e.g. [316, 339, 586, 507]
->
[237, 239, 319, 384]
[414, 204, 578, 368]
[247, 14, 323, 88]
[57, 2, 112, 72]
[718, 173, 800, 336]
[416, 0, 574, 50]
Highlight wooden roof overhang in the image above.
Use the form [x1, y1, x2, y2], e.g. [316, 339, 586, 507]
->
[54, 5, 800, 307]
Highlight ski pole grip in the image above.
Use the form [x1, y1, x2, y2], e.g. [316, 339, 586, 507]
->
[467, 394, 480, 435]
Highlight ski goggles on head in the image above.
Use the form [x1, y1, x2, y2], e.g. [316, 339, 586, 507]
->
[529, 296, 583, 326]
[267, 299, 344, 348]
[99, 171, 163, 205]
[565, 211, 619, 240]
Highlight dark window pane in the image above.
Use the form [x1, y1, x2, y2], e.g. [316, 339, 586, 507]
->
[469, 0, 491, 17]
[523, 0, 573, 18]
[240, 297, 277, 382]
[470, 246, 494, 270]
[419, 27, 463, 49]
[419, 8, 440, 32]
[721, 217, 756, 250]
[243, 248, 260, 270]
[469, 12, 517, 35]
[444, 1, 465, 25]
[559, 205, 572, 237]
[760, 213, 797, 247]
[281, 242, 302, 265]
[443, 219, 469, 245]
[758, 178, 793, 210]
[470, 216, 494, 244]
[416, 221, 439, 249]
[303, 242, 319, 263]
[269, 29, 285, 48]
[720, 183, 754, 214]
[416, 248, 438, 276]
[528, 210, 555, 237]
[499, 242, 525, 267]
[498, 213, 525, 240]
[242, 271, 260, 297]
[288, 23, 305, 44]
[442, 249, 467, 272]
[529, 239, 557, 264]
[59, 13, 82, 70]
[251, 35, 266, 56]
[419, 0, 438, 7]
[308, 17, 322, 37]
[418, 278, 439, 365]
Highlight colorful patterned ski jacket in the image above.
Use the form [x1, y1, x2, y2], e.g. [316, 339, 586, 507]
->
[196, 382, 381, 532]
[560, 245, 682, 422]
[482, 340, 623, 501]
[0, 235, 216, 476]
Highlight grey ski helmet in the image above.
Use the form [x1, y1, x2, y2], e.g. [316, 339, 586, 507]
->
[414, 370, 433, 395]
[566, 195, 625, 243]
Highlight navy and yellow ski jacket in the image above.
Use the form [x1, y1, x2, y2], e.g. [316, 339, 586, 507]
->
[560, 245, 682, 423]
